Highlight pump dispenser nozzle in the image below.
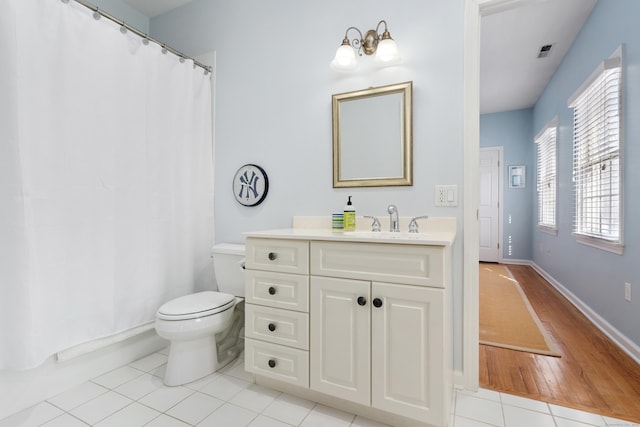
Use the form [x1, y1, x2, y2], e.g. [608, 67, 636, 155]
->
[344, 196, 356, 231]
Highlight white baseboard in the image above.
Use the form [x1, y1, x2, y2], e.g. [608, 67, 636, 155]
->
[0, 330, 166, 420]
[453, 370, 467, 390]
[500, 258, 532, 266]
[530, 262, 640, 366]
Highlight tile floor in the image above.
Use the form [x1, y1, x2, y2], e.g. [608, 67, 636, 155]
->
[1, 348, 637, 427]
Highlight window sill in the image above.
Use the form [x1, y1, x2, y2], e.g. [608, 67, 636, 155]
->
[538, 225, 557, 236]
[573, 233, 624, 255]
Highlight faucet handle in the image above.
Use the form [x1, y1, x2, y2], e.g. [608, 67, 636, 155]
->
[408, 216, 429, 233]
[364, 215, 381, 232]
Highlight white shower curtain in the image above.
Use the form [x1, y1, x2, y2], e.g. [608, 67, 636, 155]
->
[0, 0, 214, 370]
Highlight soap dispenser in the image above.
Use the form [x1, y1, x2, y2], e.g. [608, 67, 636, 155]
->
[343, 196, 356, 231]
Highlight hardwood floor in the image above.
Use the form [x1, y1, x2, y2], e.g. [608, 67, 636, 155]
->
[479, 263, 640, 423]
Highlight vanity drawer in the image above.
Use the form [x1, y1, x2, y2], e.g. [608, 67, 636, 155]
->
[245, 305, 309, 350]
[310, 241, 444, 288]
[245, 338, 309, 388]
[245, 270, 309, 312]
[246, 238, 309, 274]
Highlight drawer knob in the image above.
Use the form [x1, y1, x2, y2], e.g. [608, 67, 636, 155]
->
[268, 286, 277, 295]
[268, 323, 277, 332]
[268, 252, 277, 261]
[373, 298, 383, 308]
[357, 296, 367, 306]
[268, 359, 277, 368]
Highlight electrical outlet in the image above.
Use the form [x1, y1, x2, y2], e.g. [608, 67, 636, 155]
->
[435, 185, 457, 207]
[625, 282, 632, 302]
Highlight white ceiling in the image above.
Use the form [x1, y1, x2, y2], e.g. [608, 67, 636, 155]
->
[125, 0, 597, 114]
[480, 0, 597, 114]
[123, 0, 192, 17]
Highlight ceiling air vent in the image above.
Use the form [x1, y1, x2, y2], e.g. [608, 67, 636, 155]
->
[537, 44, 553, 58]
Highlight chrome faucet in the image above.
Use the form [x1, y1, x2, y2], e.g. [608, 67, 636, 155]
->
[408, 215, 429, 233]
[387, 205, 399, 232]
[364, 215, 381, 232]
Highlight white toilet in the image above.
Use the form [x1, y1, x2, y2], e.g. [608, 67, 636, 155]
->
[155, 243, 245, 386]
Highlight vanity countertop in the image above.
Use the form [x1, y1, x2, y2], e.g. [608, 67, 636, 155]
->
[243, 228, 455, 246]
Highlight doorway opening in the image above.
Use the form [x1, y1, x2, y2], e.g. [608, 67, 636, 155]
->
[479, 147, 503, 263]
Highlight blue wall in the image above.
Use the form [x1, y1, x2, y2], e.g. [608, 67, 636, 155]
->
[480, 109, 534, 261]
[482, 1, 639, 348]
[531, 0, 640, 347]
[149, 0, 469, 369]
[90, 0, 640, 357]
[89, 0, 149, 33]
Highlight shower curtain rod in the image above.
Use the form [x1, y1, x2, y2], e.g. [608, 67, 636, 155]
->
[65, 0, 213, 75]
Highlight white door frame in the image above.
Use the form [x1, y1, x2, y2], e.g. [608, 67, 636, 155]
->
[463, 0, 515, 391]
[462, 0, 480, 391]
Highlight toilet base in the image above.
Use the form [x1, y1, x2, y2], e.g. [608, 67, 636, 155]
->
[162, 305, 244, 386]
[164, 335, 217, 386]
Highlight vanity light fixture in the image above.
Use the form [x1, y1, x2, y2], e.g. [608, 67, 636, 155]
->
[331, 20, 401, 71]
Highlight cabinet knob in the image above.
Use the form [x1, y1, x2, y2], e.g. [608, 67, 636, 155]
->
[268, 359, 277, 368]
[357, 296, 367, 306]
[268, 323, 276, 332]
[268, 252, 277, 261]
[268, 286, 277, 295]
[373, 298, 383, 308]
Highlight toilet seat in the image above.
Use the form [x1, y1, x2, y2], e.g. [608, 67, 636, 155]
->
[157, 291, 235, 321]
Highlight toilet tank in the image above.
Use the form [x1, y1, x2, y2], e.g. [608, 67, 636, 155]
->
[212, 243, 246, 297]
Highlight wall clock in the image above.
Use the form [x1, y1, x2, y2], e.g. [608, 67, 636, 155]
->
[233, 164, 269, 206]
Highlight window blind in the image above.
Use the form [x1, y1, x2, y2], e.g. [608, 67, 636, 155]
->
[569, 52, 622, 246]
[536, 121, 557, 230]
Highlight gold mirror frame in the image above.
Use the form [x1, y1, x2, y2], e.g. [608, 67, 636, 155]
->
[332, 81, 413, 188]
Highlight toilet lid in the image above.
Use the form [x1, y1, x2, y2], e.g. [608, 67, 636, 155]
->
[157, 291, 235, 320]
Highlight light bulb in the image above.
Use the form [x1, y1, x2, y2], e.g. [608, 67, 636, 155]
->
[375, 38, 400, 65]
[331, 44, 357, 71]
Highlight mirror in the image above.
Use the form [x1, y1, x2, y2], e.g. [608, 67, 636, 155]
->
[332, 81, 412, 188]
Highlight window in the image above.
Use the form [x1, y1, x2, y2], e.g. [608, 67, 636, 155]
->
[568, 46, 623, 254]
[535, 118, 557, 234]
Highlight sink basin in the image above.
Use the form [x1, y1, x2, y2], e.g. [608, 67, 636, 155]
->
[336, 230, 456, 245]
[244, 225, 456, 246]
[343, 231, 433, 240]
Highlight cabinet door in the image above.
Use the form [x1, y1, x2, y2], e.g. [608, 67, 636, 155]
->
[371, 282, 445, 424]
[310, 276, 370, 406]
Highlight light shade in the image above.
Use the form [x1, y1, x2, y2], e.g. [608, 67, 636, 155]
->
[331, 44, 357, 71]
[374, 38, 401, 65]
[331, 21, 401, 72]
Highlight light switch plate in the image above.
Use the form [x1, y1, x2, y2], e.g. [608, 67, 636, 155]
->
[435, 185, 458, 207]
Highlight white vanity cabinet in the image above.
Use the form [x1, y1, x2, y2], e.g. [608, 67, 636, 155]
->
[310, 276, 446, 424]
[244, 231, 453, 427]
[309, 241, 450, 426]
[244, 238, 310, 387]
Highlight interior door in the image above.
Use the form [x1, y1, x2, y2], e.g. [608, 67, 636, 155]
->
[479, 147, 502, 262]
